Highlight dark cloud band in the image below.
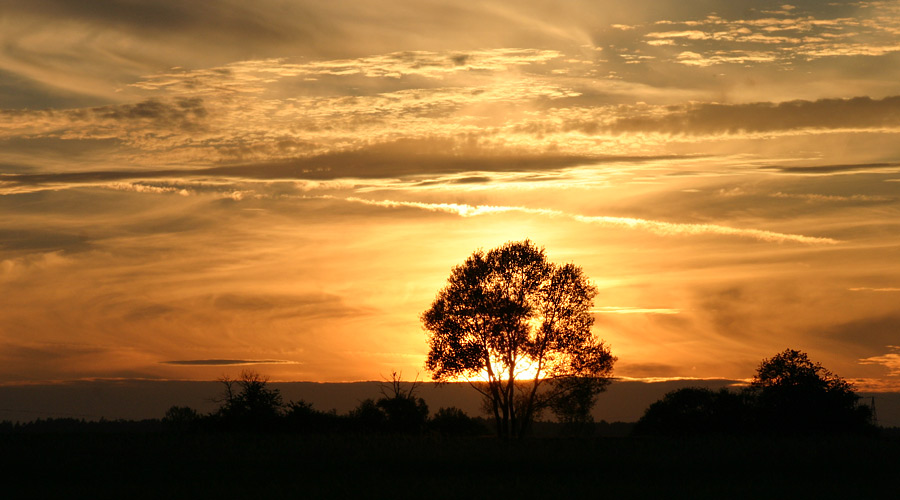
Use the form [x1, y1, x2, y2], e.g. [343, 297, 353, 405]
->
[0, 144, 690, 187]
[606, 96, 900, 135]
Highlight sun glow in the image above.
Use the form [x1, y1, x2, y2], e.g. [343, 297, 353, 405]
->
[457, 359, 548, 384]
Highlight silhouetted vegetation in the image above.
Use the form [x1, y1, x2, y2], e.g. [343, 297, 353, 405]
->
[2, 357, 898, 499]
[428, 407, 486, 436]
[634, 387, 752, 436]
[283, 400, 344, 433]
[375, 371, 429, 433]
[163, 405, 201, 432]
[209, 370, 285, 431]
[422, 240, 616, 439]
[635, 349, 876, 436]
[749, 348, 872, 434]
[546, 375, 613, 436]
[155, 370, 488, 436]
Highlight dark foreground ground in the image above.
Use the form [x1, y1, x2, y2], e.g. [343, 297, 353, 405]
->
[4, 431, 898, 499]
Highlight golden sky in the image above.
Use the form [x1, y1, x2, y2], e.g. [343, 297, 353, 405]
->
[1, 0, 899, 389]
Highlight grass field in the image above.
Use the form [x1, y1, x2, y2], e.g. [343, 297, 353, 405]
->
[4, 431, 898, 499]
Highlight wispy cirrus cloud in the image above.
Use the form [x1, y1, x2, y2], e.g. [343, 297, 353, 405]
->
[336, 196, 839, 244]
[131, 49, 563, 94]
[771, 192, 893, 202]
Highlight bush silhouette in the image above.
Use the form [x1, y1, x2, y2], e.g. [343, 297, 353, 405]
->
[348, 398, 387, 432]
[163, 406, 200, 432]
[429, 407, 486, 436]
[634, 387, 749, 436]
[284, 400, 342, 433]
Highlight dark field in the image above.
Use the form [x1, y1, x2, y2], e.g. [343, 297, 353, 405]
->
[4, 431, 898, 499]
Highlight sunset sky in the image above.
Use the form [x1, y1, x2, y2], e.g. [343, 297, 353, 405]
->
[2, 0, 899, 390]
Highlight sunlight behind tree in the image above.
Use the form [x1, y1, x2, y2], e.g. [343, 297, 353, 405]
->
[422, 240, 616, 439]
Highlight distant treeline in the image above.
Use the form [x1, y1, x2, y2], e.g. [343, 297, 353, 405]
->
[0, 371, 639, 437]
[635, 349, 879, 437]
[1, 372, 485, 436]
[0, 350, 891, 439]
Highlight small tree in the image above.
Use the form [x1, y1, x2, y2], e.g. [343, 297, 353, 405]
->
[163, 405, 201, 432]
[547, 376, 612, 436]
[749, 349, 872, 433]
[214, 370, 284, 429]
[376, 371, 429, 433]
[422, 240, 616, 439]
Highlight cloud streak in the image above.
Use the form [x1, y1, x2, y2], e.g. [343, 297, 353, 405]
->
[859, 346, 900, 376]
[337, 196, 840, 244]
[764, 162, 900, 175]
[0, 143, 693, 192]
[605, 96, 900, 136]
[161, 359, 299, 366]
[592, 307, 681, 315]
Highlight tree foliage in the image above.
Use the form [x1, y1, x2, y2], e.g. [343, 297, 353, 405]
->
[214, 370, 285, 429]
[422, 240, 616, 439]
[375, 371, 429, 433]
[547, 376, 614, 435]
[634, 349, 874, 436]
[751, 349, 853, 393]
[749, 349, 871, 433]
[163, 405, 201, 432]
[633, 387, 750, 436]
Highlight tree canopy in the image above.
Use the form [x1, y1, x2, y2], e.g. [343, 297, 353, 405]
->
[633, 387, 750, 436]
[422, 240, 616, 439]
[751, 348, 854, 393]
[749, 348, 871, 433]
[634, 349, 874, 436]
[214, 370, 285, 429]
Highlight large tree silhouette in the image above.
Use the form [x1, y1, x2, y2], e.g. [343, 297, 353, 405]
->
[422, 240, 616, 439]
